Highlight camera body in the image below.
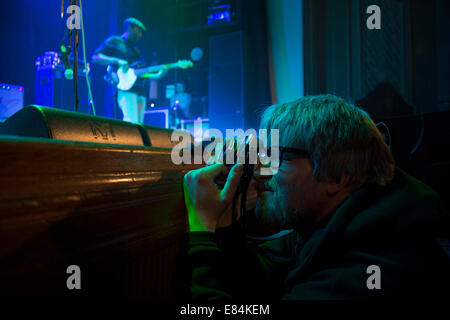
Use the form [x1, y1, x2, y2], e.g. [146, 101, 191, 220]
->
[221, 135, 258, 176]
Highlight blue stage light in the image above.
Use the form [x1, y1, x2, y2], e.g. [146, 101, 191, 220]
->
[207, 4, 231, 25]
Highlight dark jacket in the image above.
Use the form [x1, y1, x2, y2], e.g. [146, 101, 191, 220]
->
[175, 168, 449, 300]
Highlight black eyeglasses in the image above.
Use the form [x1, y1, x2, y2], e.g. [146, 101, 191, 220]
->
[258, 146, 310, 167]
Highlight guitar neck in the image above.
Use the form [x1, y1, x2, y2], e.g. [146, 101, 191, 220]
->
[134, 63, 179, 77]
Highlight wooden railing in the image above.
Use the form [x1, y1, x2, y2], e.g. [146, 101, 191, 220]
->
[0, 136, 203, 298]
[0, 105, 262, 298]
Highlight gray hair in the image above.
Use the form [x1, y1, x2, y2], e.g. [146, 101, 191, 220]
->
[260, 94, 395, 187]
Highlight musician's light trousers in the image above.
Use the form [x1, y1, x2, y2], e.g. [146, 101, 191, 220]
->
[117, 90, 147, 124]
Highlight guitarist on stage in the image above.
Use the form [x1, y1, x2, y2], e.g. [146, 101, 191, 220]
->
[92, 17, 167, 124]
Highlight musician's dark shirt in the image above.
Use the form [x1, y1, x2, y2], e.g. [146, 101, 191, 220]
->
[94, 35, 146, 94]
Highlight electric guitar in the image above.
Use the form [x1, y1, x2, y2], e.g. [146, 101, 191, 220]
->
[105, 59, 193, 91]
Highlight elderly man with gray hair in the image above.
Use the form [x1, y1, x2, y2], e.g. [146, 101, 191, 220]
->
[177, 94, 449, 300]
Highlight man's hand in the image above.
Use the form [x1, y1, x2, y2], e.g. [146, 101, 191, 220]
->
[183, 164, 244, 233]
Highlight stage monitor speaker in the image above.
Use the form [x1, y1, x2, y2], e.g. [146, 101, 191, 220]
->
[0, 105, 179, 148]
[0, 83, 24, 122]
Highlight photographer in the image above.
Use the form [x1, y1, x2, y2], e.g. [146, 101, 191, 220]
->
[176, 94, 449, 300]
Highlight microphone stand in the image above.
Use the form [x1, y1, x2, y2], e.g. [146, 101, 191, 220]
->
[72, 0, 79, 112]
